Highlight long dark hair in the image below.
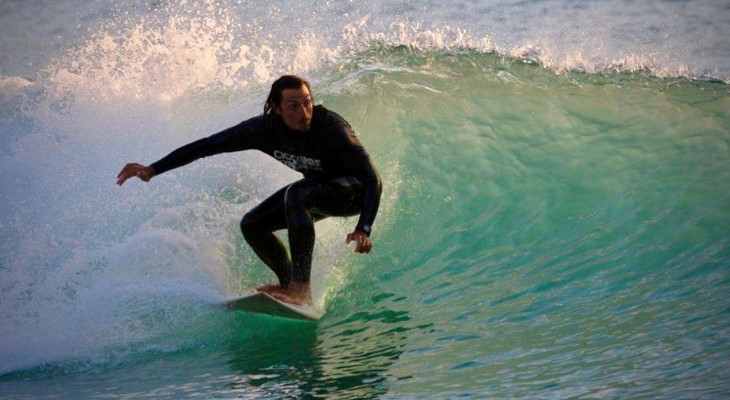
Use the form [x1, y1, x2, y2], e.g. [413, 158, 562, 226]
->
[263, 75, 312, 118]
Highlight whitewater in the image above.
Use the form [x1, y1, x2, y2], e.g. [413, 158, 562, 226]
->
[1, 1, 728, 399]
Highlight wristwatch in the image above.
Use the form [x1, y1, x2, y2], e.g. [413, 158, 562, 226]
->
[359, 224, 372, 236]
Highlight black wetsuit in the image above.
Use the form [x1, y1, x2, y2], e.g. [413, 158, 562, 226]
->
[149, 105, 382, 286]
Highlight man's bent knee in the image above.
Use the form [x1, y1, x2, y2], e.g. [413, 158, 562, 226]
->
[284, 183, 307, 211]
[240, 213, 261, 242]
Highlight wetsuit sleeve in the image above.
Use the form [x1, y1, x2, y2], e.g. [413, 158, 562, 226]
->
[150, 115, 263, 176]
[329, 113, 382, 236]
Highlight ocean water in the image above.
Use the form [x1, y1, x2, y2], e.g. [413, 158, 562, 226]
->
[1, 1, 729, 399]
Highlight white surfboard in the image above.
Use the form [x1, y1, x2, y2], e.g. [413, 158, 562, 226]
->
[223, 289, 321, 321]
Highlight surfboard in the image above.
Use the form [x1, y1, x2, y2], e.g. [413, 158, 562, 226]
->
[223, 289, 321, 321]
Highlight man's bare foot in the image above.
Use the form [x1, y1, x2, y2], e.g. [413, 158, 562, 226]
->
[255, 283, 283, 294]
[270, 281, 312, 306]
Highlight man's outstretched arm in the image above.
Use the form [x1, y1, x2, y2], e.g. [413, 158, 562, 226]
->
[116, 116, 261, 187]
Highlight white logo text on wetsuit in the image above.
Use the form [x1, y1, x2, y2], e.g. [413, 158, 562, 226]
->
[273, 150, 322, 172]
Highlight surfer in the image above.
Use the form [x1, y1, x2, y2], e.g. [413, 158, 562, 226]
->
[117, 75, 381, 306]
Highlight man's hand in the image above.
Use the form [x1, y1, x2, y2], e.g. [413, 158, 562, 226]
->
[117, 163, 155, 186]
[346, 229, 372, 254]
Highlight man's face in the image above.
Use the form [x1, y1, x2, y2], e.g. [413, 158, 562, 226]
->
[275, 84, 313, 133]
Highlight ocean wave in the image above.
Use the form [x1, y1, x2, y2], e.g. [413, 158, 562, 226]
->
[15, 1, 719, 115]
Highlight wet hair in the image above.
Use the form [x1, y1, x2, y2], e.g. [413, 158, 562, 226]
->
[263, 75, 312, 118]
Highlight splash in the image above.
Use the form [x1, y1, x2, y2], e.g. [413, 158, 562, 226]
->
[45, 2, 245, 106]
[28, 0, 725, 121]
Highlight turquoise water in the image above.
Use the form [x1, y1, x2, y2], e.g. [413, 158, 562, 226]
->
[1, 1, 729, 399]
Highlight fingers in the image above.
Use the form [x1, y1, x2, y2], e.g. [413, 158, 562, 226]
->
[116, 163, 151, 186]
[346, 232, 372, 254]
[117, 165, 136, 186]
[356, 235, 372, 253]
[356, 239, 372, 254]
[116, 164, 134, 186]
